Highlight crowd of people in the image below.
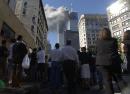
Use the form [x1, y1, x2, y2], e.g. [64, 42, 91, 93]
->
[0, 28, 130, 94]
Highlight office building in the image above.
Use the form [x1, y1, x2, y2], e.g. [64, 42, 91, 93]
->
[78, 14, 108, 51]
[107, 0, 130, 38]
[15, 0, 48, 48]
[0, 0, 35, 47]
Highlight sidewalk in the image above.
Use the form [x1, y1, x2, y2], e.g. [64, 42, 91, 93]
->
[0, 75, 130, 94]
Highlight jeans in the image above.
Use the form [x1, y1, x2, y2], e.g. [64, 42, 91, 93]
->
[50, 61, 62, 89]
[97, 66, 114, 94]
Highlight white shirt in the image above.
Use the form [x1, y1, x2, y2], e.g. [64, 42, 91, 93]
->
[37, 50, 45, 63]
[61, 45, 79, 63]
[8, 43, 15, 59]
[50, 49, 63, 62]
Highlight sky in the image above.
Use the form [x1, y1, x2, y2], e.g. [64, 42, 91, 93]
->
[42, 0, 114, 48]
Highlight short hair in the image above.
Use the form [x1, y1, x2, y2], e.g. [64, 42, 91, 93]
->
[55, 43, 60, 49]
[99, 28, 112, 40]
[33, 48, 37, 52]
[17, 35, 23, 41]
[38, 47, 42, 51]
[81, 47, 86, 52]
[66, 40, 71, 45]
[123, 30, 130, 40]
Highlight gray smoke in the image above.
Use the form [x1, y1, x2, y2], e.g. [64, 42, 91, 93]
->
[45, 4, 69, 31]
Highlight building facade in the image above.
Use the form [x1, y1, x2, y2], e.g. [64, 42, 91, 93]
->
[15, 0, 48, 49]
[107, 0, 130, 39]
[0, 0, 35, 47]
[78, 14, 108, 51]
[64, 30, 79, 50]
[67, 12, 78, 31]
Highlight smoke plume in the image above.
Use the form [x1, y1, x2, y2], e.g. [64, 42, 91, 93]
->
[45, 4, 69, 31]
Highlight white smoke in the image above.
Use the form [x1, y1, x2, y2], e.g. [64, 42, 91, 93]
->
[45, 4, 69, 31]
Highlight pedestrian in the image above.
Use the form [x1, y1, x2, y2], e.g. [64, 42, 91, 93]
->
[123, 30, 130, 74]
[50, 43, 63, 94]
[37, 47, 46, 82]
[29, 48, 37, 82]
[62, 40, 79, 94]
[12, 35, 28, 87]
[96, 28, 119, 94]
[8, 38, 16, 85]
[79, 47, 91, 89]
[0, 40, 8, 80]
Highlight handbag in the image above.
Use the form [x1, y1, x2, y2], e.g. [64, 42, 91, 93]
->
[22, 54, 30, 69]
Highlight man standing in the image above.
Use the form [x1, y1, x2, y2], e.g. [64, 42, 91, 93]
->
[8, 39, 16, 85]
[12, 35, 28, 87]
[50, 43, 63, 94]
[62, 40, 79, 94]
[0, 40, 8, 80]
[37, 47, 46, 81]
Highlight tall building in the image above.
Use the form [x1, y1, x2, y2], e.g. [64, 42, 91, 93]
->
[64, 30, 79, 50]
[0, 0, 35, 47]
[67, 12, 78, 31]
[107, 0, 130, 39]
[78, 14, 108, 51]
[15, 0, 48, 49]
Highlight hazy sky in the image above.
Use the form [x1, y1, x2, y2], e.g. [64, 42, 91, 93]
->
[42, 0, 114, 48]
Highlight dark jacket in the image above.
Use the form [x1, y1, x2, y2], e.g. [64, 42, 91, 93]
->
[13, 41, 28, 64]
[96, 38, 119, 66]
[79, 52, 91, 64]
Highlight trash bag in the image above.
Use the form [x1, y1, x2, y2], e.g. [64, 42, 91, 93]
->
[22, 54, 30, 69]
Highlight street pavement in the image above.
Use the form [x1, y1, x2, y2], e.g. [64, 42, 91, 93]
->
[0, 75, 130, 94]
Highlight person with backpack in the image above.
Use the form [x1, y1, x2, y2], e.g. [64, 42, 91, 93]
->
[12, 35, 28, 87]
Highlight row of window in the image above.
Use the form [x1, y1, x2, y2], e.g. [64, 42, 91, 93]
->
[110, 13, 129, 25]
[110, 7, 128, 19]
[113, 30, 122, 37]
[112, 24, 119, 30]
[122, 19, 130, 26]
[112, 19, 130, 31]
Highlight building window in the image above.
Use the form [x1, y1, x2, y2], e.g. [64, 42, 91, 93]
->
[31, 25, 34, 32]
[7, 0, 10, 4]
[112, 24, 119, 30]
[32, 16, 36, 24]
[23, 2, 27, 16]
[0, 23, 15, 39]
[122, 19, 130, 26]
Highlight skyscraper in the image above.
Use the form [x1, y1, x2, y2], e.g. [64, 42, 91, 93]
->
[107, 0, 130, 39]
[67, 12, 78, 31]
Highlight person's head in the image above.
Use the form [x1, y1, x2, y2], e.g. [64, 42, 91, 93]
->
[17, 35, 23, 41]
[99, 27, 112, 40]
[10, 38, 16, 43]
[1, 40, 6, 46]
[55, 43, 60, 49]
[81, 47, 86, 52]
[66, 40, 71, 46]
[123, 30, 130, 41]
[33, 48, 37, 52]
[38, 47, 42, 51]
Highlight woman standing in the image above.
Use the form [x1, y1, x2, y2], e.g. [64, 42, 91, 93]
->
[123, 30, 130, 74]
[96, 28, 119, 94]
